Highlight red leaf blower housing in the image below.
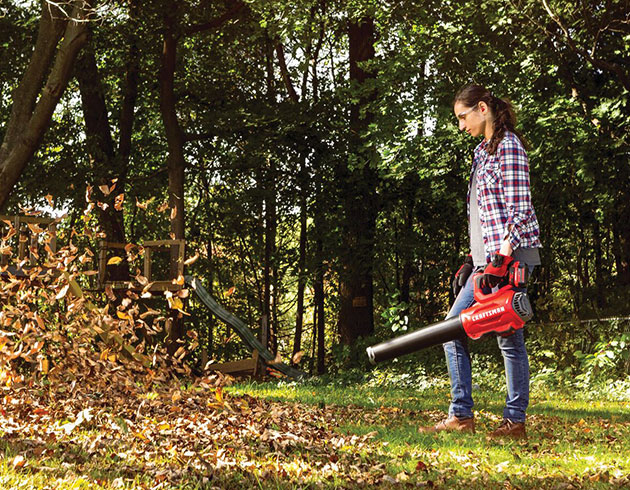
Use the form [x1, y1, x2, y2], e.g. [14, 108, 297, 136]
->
[366, 262, 533, 365]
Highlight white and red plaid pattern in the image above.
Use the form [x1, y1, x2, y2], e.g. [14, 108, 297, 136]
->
[468, 131, 542, 262]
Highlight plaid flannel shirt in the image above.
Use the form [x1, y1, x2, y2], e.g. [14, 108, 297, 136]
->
[468, 130, 542, 263]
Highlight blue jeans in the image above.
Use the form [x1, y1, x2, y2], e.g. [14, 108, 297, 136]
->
[443, 267, 531, 423]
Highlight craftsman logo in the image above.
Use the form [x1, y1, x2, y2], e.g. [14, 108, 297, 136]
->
[472, 306, 506, 322]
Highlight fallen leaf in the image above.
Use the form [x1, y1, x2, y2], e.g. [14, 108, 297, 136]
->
[12, 455, 25, 469]
[117, 311, 131, 321]
[55, 284, 69, 300]
[107, 256, 123, 266]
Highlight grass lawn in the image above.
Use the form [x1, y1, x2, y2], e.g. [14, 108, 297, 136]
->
[227, 380, 630, 489]
[1, 376, 629, 489]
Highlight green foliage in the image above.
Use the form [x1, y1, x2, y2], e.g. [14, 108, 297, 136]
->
[2, 0, 629, 378]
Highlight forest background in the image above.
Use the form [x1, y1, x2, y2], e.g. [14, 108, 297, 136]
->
[1, 0, 629, 391]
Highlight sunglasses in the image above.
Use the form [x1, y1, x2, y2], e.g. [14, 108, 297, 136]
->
[456, 105, 478, 121]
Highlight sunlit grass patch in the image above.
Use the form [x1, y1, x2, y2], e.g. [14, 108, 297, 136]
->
[229, 379, 630, 488]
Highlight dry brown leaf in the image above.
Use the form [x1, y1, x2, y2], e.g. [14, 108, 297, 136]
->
[183, 253, 199, 266]
[139, 308, 160, 319]
[99, 184, 111, 196]
[135, 274, 148, 286]
[292, 351, 304, 364]
[157, 201, 169, 213]
[12, 455, 25, 469]
[168, 297, 184, 311]
[27, 223, 43, 234]
[114, 194, 124, 211]
[135, 197, 154, 209]
[170, 207, 177, 220]
[105, 285, 117, 302]
[55, 284, 70, 300]
[39, 357, 49, 375]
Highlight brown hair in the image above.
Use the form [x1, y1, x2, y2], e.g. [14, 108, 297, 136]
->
[454, 84, 526, 155]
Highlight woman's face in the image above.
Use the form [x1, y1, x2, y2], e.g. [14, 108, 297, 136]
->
[453, 101, 487, 138]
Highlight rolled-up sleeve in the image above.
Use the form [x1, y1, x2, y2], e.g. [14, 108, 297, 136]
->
[498, 137, 533, 249]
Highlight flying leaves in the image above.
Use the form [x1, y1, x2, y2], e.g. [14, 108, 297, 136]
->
[107, 256, 123, 266]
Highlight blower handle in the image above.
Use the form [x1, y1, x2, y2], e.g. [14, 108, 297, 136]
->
[472, 260, 529, 302]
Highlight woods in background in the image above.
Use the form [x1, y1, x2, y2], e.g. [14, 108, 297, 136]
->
[1, 0, 628, 376]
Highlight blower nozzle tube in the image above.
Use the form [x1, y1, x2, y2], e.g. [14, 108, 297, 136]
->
[366, 316, 464, 365]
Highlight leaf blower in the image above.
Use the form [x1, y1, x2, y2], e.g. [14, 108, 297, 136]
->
[366, 263, 533, 365]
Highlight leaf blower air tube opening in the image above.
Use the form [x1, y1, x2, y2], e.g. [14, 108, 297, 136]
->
[366, 267, 534, 365]
[366, 316, 465, 365]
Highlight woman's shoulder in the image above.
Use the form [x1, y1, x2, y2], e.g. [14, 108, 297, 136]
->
[497, 130, 526, 154]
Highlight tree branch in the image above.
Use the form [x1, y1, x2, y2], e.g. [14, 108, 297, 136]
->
[275, 42, 299, 103]
[184, 1, 245, 36]
[531, 0, 630, 91]
[0, 1, 89, 209]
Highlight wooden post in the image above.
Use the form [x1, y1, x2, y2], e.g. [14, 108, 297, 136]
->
[143, 246, 152, 282]
[98, 239, 108, 289]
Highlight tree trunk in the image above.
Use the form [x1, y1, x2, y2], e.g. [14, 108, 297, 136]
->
[76, 35, 126, 242]
[262, 157, 278, 355]
[338, 16, 378, 344]
[310, 296, 317, 375]
[400, 174, 418, 306]
[117, 0, 140, 188]
[159, 6, 187, 353]
[314, 166, 326, 374]
[293, 156, 308, 363]
[315, 238, 326, 375]
[0, 1, 89, 208]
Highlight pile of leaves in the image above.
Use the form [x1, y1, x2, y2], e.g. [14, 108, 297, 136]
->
[1, 377, 407, 488]
[0, 210, 194, 391]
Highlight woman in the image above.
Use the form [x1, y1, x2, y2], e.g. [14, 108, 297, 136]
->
[419, 84, 542, 439]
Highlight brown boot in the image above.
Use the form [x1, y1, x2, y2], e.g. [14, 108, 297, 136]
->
[419, 416, 475, 434]
[487, 419, 527, 440]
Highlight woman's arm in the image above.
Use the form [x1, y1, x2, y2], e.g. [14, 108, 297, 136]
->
[498, 136, 534, 251]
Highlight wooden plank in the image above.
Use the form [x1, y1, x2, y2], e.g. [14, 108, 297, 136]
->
[18, 233, 27, 260]
[103, 280, 182, 292]
[209, 357, 258, 375]
[143, 239, 185, 247]
[176, 241, 185, 276]
[98, 240, 108, 289]
[48, 224, 57, 254]
[0, 215, 57, 225]
[29, 233, 37, 263]
[100, 241, 131, 249]
[97, 239, 186, 291]
[144, 247, 152, 281]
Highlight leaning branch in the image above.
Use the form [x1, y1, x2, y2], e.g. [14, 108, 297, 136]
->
[275, 42, 299, 103]
[184, 1, 246, 36]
